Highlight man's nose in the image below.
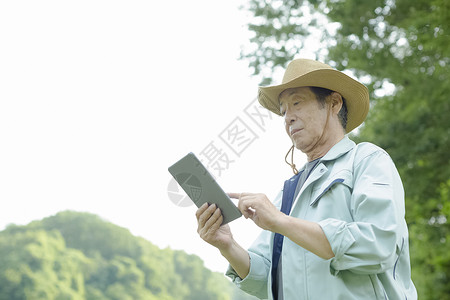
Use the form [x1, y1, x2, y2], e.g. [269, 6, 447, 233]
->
[284, 108, 296, 125]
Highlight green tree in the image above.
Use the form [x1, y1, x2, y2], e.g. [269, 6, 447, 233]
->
[173, 250, 235, 300]
[241, 0, 449, 298]
[240, 0, 331, 85]
[0, 228, 89, 300]
[0, 211, 258, 300]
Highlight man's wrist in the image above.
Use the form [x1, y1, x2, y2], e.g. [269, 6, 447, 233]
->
[219, 239, 251, 279]
[272, 213, 292, 235]
[219, 238, 239, 258]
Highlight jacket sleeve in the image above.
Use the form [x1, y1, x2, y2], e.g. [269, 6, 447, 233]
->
[318, 148, 404, 275]
[225, 230, 272, 299]
[225, 190, 282, 299]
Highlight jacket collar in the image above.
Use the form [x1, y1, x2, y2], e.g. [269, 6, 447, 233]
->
[296, 136, 355, 173]
[319, 135, 355, 162]
[291, 136, 355, 211]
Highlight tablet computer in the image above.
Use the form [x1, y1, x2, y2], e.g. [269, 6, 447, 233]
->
[168, 152, 242, 224]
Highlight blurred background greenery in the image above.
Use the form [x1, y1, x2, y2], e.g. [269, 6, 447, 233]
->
[240, 0, 449, 298]
[0, 211, 257, 300]
[1, 0, 448, 299]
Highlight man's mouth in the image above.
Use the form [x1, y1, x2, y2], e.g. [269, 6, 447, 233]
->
[290, 128, 302, 136]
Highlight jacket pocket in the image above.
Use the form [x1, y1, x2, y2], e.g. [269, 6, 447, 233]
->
[310, 170, 353, 206]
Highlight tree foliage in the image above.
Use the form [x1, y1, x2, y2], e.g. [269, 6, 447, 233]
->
[0, 211, 257, 300]
[241, 0, 449, 299]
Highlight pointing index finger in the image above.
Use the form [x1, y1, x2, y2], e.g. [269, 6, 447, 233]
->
[227, 192, 241, 199]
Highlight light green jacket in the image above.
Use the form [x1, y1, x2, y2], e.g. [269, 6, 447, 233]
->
[226, 137, 417, 300]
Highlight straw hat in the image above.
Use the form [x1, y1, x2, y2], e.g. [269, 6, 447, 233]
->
[258, 58, 370, 133]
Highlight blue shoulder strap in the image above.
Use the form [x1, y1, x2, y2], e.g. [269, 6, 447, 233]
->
[271, 172, 301, 299]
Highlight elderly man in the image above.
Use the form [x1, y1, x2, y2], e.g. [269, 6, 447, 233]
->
[196, 59, 417, 299]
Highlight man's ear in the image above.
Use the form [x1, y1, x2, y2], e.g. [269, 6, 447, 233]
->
[330, 92, 343, 114]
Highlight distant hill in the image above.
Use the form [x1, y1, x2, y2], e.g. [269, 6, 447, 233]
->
[0, 211, 257, 300]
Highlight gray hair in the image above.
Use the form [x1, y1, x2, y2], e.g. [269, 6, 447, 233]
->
[309, 86, 348, 130]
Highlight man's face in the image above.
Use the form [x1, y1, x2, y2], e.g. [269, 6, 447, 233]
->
[279, 87, 329, 154]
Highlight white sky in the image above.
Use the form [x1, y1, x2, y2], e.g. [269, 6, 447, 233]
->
[0, 0, 315, 273]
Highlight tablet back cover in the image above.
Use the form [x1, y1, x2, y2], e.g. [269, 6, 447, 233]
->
[168, 152, 242, 224]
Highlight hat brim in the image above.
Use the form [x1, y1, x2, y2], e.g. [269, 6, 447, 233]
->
[258, 69, 369, 133]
